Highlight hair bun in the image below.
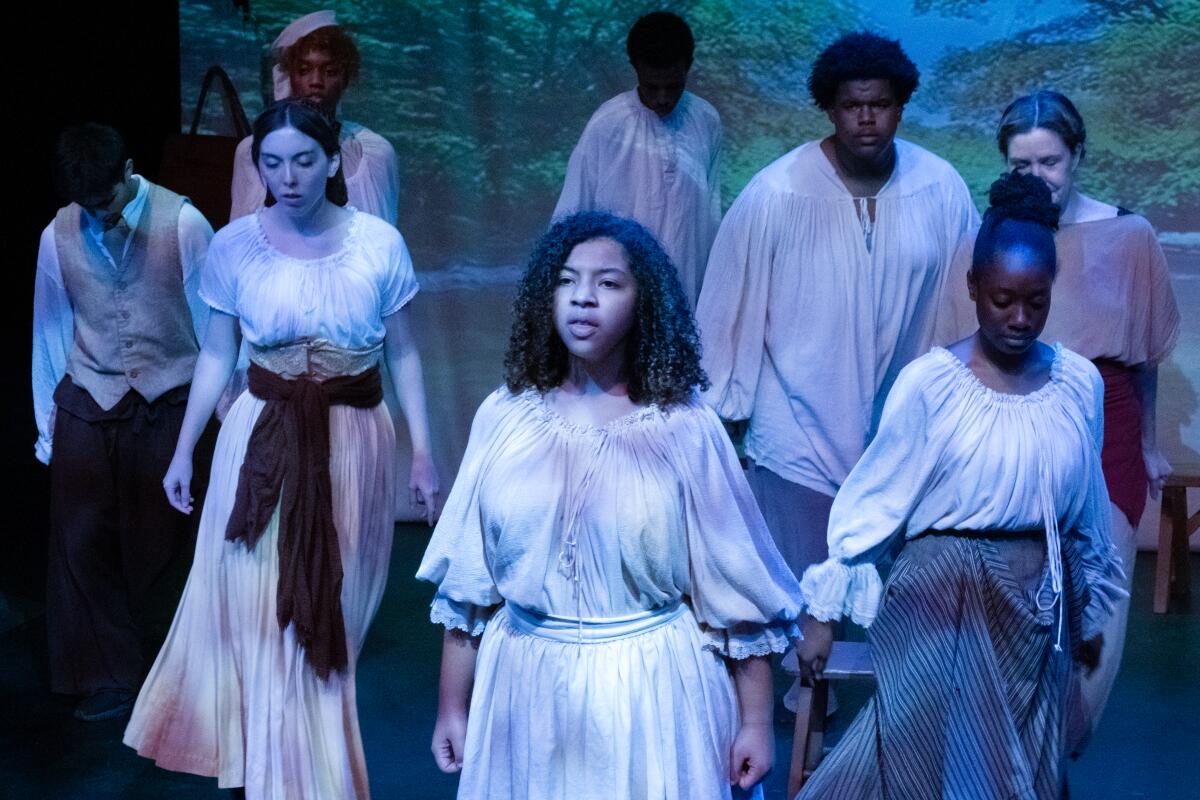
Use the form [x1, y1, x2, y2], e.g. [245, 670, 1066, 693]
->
[985, 171, 1060, 230]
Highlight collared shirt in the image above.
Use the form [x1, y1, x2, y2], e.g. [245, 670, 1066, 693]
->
[31, 175, 214, 463]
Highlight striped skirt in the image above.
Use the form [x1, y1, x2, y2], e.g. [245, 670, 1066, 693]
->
[799, 532, 1087, 800]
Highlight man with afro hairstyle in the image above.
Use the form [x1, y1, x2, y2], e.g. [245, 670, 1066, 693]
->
[554, 10, 722, 307]
[697, 32, 977, 583]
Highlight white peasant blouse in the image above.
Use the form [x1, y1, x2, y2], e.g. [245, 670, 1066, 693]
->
[417, 388, 804, 659]
[800, 344, 1125, 640]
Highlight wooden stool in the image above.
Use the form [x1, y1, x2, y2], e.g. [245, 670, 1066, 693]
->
[786, 641, 874, 798]
[1155, 472, 1199, 613]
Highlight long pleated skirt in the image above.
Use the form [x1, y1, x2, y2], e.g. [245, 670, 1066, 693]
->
[123, 391, 396, 799]
[799, 533, 1086, 800]
[457, 602, 760, 800]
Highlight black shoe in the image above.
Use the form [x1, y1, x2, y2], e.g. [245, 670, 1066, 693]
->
[74, 689, 135, 721]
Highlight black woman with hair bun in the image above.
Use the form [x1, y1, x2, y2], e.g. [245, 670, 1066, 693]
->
[419, 212, 803, 799]
[796, 171, 1125, 798]
[936, 90, 1180, 753]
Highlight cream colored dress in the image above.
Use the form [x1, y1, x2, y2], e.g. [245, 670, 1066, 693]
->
[124, 209, 417, 799]
[418, 388, 803, 800]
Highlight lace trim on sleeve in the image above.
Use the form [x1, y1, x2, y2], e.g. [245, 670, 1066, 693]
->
[699, 619, 801, 660]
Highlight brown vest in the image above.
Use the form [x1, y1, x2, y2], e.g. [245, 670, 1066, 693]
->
[55, 182, 199, 409]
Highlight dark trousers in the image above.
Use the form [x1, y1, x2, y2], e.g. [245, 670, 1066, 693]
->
[46, 378, 215, 695]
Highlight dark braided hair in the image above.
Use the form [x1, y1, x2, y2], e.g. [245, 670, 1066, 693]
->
[505, 211, 708, 408]
[972, 171, 1060, 277]
[251, 98, 348, 207]
[808, 32, 919, 110]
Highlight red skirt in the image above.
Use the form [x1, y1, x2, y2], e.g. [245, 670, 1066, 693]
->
[1094, 361, 1146, 527]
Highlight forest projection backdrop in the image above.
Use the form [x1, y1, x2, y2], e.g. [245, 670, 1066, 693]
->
[182, 0, 1200, 481]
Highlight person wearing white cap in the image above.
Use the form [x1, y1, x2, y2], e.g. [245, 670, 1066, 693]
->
[229, 11, 399, 226]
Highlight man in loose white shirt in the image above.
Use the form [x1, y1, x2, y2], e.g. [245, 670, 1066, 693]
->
[32, 124, 215, 722]
[554, 11, 722, 307]
[697, 33, 979, 581]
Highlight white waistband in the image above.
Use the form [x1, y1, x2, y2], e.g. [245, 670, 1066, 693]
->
[504, 600, 686, 644]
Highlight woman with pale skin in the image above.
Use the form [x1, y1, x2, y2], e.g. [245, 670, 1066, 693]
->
[936, 90, 1180, 749]
[798, 172, 1124, 798]
[124, 98, 437, 799]
[418, 211, 802, 799]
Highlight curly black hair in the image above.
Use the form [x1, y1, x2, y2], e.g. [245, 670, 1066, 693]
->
[279, 25, 361, 86]
[626, 11, 695, 68]
[504, 211, 708, 408]
[808, 32, 919, 110]
[972, 170, 1061, 277]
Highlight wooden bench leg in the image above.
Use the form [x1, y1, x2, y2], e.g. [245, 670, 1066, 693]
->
[788, 680, 830, 798]
[1155, 489, 1181, 613]
[788, 684, 813, 800]
[1169, 489, 1193, 607]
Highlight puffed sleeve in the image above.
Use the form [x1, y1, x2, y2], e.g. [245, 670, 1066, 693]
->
[552, 116, 599, 220]
[1068, 360, 1128, 640]
[351, 128, 400, 227]
[379, 227, 420, 317]
[1127, 219, 1180, 365]
[32, 221, 72, 465]
[665, 401, 802, 658]
[695, 179, 776, 421]
[416, 389, 510, 634]
[801, 359, 946, 626]
[197, 228, 238, 316]
[933, 230, 980, 347]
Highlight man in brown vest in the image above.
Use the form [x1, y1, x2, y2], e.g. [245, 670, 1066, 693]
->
[31, 124, 215, 721]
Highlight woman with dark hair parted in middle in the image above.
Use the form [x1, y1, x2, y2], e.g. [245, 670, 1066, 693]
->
[418, 211, 803, 800]
[797, 172, 1125, 798]
[124, 97, 438, 799]
[935, 90, 1180, 750]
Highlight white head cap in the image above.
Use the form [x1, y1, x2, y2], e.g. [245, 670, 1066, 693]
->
[272, 10, 339, 101]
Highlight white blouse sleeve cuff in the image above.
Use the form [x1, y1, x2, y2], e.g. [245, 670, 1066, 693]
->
[800, 559, 883, 627]
[1080, 544, 1129, 642]
[429, 595, 498, 637]
[699, 619, 801, 660]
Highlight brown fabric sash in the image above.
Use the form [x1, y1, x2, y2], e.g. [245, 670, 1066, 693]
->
[225, 361, 383, 679]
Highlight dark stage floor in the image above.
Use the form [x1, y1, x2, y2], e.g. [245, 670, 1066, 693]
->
[1, 527, 1197, 799]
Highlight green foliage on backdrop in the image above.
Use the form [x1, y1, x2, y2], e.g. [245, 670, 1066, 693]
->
[917, 0, 1200, 228]
[183, 0, 1198, 267]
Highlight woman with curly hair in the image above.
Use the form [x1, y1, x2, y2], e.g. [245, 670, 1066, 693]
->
[418, 211, 803, 799]
[797, 172, 1124, 798]
[696, 31, 977, 583]
[935, 91, 1180, 752]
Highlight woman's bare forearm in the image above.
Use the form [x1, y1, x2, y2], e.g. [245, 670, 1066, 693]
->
[175, 312, 240, 457]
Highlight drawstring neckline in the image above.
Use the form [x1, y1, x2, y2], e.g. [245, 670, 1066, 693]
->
[557, 431, 608, 646]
